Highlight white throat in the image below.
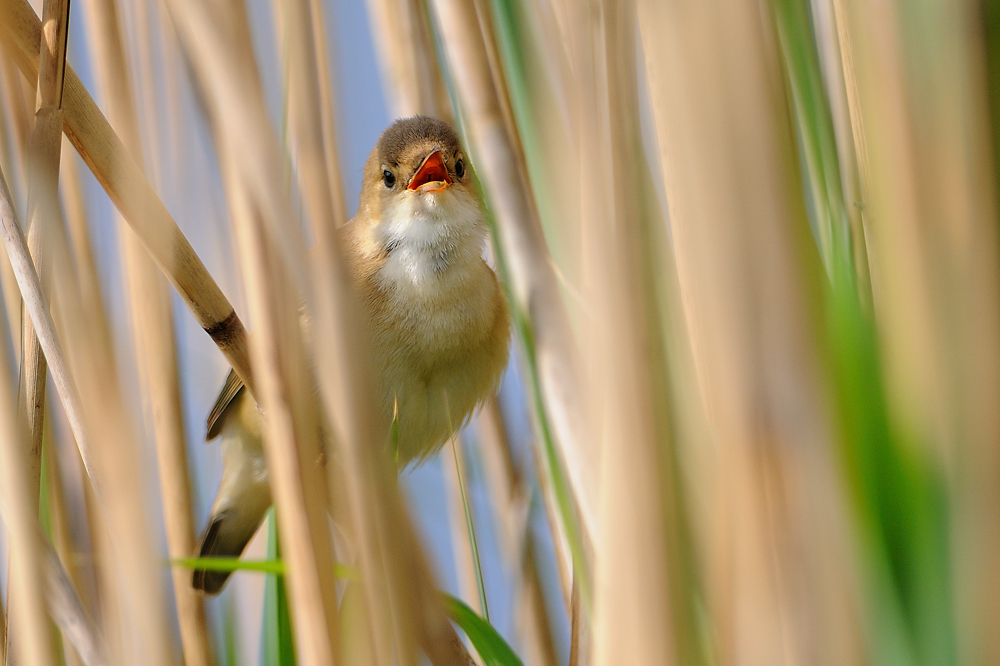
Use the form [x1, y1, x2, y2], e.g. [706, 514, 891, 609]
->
[373, 189, 486, 289]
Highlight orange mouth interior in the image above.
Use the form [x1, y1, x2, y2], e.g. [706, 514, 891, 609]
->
[408, 150, 452, 191]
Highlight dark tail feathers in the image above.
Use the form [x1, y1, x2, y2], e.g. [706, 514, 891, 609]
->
[192, 510, 256, 595]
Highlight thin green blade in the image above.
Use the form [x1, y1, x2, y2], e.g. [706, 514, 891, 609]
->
[442, 594, 523, 666]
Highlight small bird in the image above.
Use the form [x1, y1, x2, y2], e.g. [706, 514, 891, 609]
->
[193, 116, 511, 594]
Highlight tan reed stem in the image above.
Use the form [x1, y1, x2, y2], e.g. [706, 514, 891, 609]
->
[0, 162, 59, 666]
[274, 0, 346, 239]
[19, 0, 69, 539]
[306, 0, 349, 226]
[0, 0, 255, 393]
[639, 0, 866, 661]
[839, 0, 1000, 660]
[6, 0, 69, 657]
[0, 127, 93, 489]
[44, 417, 83, 666]
[476, 399, 558, 666]
[77, 0, 213, 661]
[364, 0, 451, 120]
[427, 0, 596, 547]
[0, 577, 5, 660]
[164, 1, 344, 662]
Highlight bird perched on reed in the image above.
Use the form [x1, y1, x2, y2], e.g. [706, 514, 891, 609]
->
[192, 116, 510, 594]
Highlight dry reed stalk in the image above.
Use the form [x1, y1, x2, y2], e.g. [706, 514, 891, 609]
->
[39, 535, 108, 666]
[364, 0, 451, 119]
[476, 399, 558, 666]
[6, 0, 70, 653]
[0, 164, 60, 666]
[39, 422, 108, 666]
[0, 51, 31, 184]
[562, 1, 679, 661]
[442, 438, 484, 617]
[638, 0, 866, 663]
[428, 0, 596, 555]
[44, 418, 84, 666]
[47, 379, 103, 625]
[163, 2, 345, 662]
[302, 0, 349, 227]
[0, 577, 5, 660]
[839, 1, 1000, 661]
[0, 40, 176, 662]
[272, 0, 346, 242]
[16, 0, 69, 517]
[58, 142, 104, 336]
[45, 209, 177, 666]
[77, 0, 213, 662]
[0, 114, 93, 497]
[0, 0, 255, 393]
[0, 66, 27, 358]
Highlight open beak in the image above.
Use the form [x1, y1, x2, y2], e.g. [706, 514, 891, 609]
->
[407, 149, 452, 192]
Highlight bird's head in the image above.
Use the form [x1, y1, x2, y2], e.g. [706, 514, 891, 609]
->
[358, 117, 483, 255]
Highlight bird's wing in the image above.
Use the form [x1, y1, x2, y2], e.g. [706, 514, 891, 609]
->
[206, 368, 245, 441]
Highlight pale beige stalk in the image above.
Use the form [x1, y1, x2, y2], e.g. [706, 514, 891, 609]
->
[0, 163, 59, 666]
[364, 0, 450, 120]
[839, 1, 1000, 661]
[307, 0, 348, 222]
[7, 0, 69, 657]
[78, 0, 213, 662]
[164, 1, 342, 662]
[44, 419, 84, 666]
[0, 0, 255, 392]
[428, 0, 596, 552]
[18, 0, 69, 528]
[639, 0, 866, 662]
[563, 1, 678, 662]
[0, 60, 27, 351]
[273, 0, 346, 243]
[476, 399, 558, 666]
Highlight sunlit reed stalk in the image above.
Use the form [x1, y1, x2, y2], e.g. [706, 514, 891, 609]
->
[44, 417, 83, 666]
[0, 126, 93, 495]
[365, 0, 450, 119]
[639, 0, 869, 662]
[0, 61, 27, 350]
[7, 0, 69, 657]
[39, 537, 107, 666]
[164, 0, 343, 660]
[273, 0, 346, 237]
[0, 163, 62, 666]
[428, 0, 594, 586]
[0, 578, 5, 660]
[475, 398, 558, 666]
[19, 0, 68, 522]
[840, 1, 1000, 661]
[1, 24, 178, 660]
[561, 0, 682, 661]
[77, 0, 214, 662]
[0, 52, 31, 191]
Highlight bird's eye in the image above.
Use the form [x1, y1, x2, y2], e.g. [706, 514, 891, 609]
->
[383, 169, 396, 188]
[455, 158, 465, 179]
